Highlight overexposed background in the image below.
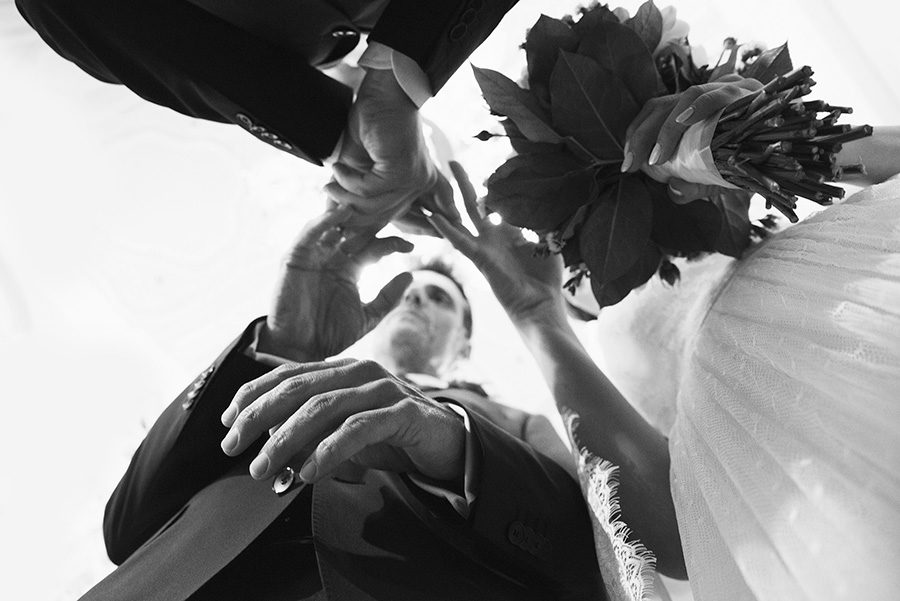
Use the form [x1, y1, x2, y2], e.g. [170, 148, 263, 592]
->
[1, 0, 898, 599]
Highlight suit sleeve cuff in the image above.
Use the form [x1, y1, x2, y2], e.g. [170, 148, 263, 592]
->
[407, 402, 478, 518]
[359, 41, 432, 108]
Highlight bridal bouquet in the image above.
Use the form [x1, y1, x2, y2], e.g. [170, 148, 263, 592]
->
[473, 1, 871, 308]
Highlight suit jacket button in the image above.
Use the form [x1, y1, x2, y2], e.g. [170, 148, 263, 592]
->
[331, 26, 358, 39]
[460, 8, 477, 24]
[272, 467, 297, 495]
[182, 389, 199, 410]
[449, 24, 467, 41]
[508, 521, 525, 546]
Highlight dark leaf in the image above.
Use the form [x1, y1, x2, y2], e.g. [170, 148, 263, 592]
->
[579, 176, 653, 285]
[741, 42, 793, 84]
[625, 1, 663, 55]
[560, 237, 583, 266]
[486, 153, 597, 231]
[501, 119, 561, 155]
[573, 5, 620, 36]
[708, 45, 738, 81]
[525, 15, 579, 94]
[590, 240, 662, 307]
[649, 182, 722, 252]
[550, 52, 636, 160]
[709, 189, 752, 257]
[576, 21, 663, 105]
[472, 66, 562, 144]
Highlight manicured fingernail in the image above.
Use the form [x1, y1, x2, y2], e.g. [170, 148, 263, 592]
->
[221, 404, 237, 426]
[668, 183, 683, 197]
[299, 458, 317, 482]
[620, 151, 634, 173]
[250, 453, 270, 479]
[648, 144, 661, 166]
[221, 429, 239, 454]
[675, 106, 694, 124]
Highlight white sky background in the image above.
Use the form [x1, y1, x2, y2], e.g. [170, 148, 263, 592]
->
[1, 0, 898, 599]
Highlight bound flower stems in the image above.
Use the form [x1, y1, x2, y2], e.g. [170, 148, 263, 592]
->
[710, 66, 872, 222]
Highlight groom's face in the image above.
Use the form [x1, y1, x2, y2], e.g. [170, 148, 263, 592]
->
[373, 270, 471, 373]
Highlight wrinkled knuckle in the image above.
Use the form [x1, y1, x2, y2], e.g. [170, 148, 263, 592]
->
[357, 359, 384, 378]
[235, 382, 255, 401]
[308, 393, 335, 416]
[234, 406, 258, 431]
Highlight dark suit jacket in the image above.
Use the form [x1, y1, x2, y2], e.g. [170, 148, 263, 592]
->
[80, 320, 605, 600]
[15, 0, 518, 164]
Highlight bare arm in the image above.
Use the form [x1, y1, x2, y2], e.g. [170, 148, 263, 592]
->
[430, 162, 687, 578]
[837, 125, 900, 185]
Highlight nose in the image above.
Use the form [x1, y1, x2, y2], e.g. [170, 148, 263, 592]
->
[404, 287, 423, 307]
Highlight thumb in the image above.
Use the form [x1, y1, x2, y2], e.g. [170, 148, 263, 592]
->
[363, 272, 413, 329]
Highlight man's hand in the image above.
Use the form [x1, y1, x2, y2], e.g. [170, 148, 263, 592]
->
[259, 207, 414, 362]
[327, 68, 455, 229]
[428, 162, 566, 326]
[220, 359, 466, 484]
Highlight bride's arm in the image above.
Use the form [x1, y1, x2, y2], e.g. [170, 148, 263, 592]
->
[837, 125, 900, 185]
[429, 162, 688, 578]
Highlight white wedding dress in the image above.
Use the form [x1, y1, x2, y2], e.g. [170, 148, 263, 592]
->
[577, 179, 900, 601]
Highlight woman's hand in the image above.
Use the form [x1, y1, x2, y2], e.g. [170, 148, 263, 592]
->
[259, 207, 414, 363]
[622, 74, 763, 172]
[427, 162, 566, 327]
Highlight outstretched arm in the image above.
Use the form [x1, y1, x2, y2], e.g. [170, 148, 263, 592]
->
[430, 162, 687, 578]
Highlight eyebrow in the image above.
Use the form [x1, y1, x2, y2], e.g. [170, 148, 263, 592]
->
[425, 284, 456, 307]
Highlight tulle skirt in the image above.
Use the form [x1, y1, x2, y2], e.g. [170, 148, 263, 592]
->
[669, 180, 900, 601]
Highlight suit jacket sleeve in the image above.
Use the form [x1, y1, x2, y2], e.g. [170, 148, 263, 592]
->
[15, 0, 352, 164]
[102, 319, 272, 564]
[370, 0, 519, 94]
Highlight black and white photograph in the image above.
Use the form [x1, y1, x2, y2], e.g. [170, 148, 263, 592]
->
[1, 0, 898, 599]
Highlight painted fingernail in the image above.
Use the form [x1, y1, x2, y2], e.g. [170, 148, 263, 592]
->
[221, 429, 239, 454]
[299, 458, 317, 482]
[620, 151, 634, 173]
[250, 453, 270, 479]
[648, 144, 661, 166]
[675, 106, 695, 124]
[221, 404, 237, 426]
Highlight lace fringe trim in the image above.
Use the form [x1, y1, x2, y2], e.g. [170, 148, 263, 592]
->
[565, 414, 657, 601]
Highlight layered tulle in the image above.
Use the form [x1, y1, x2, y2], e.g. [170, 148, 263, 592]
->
[669, 180, 900, 601]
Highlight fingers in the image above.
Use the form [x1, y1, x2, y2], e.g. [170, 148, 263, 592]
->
[427, 212, 479, 259]
[392, 207, 441, 237]
[655, 79, 764, 165]
[650, 87, 706, 165]
[251, 372, 402, 479]
[292, 205, 353, 249]
[221, 359, 370, 459]
[363, 271, 414, 327]
[623, 95, 678, 172]
[324, 180, 411, 227]
[417, 169, 462, 225]
[448, 161, 486, 232]
[332, 162, 388, 198]
[299, 404, 410, 482]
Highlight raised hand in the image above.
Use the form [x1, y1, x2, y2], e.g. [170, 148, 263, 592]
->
[427, 162, 566, 327]
[220, 359, 465, 484]
[259, 207, 414, 363]
[326, 68, 458, 230]
[622, 74, 763, 172]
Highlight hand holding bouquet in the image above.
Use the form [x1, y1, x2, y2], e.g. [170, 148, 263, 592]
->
[473, 1, 871, 309]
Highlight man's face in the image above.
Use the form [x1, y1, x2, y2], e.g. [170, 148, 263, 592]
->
[371, 270, 470, 376]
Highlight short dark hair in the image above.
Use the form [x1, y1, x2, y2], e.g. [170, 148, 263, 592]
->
[415, 260, 473, 340]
